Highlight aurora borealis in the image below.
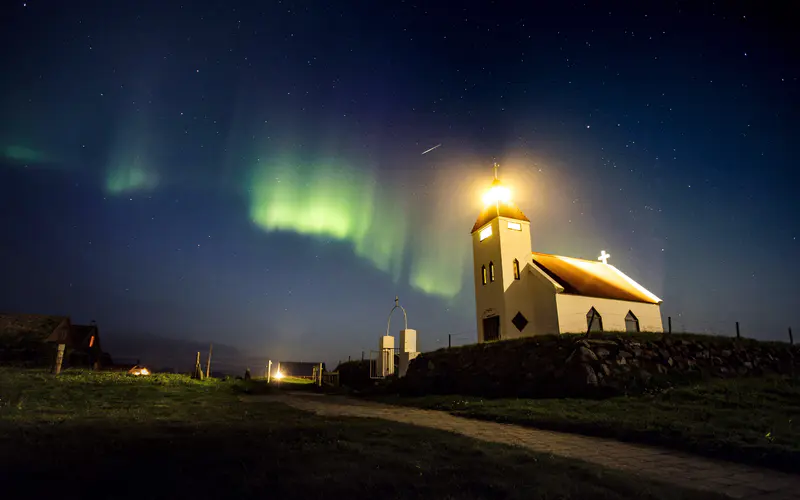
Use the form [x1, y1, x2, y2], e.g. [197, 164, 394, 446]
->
[1, 1, 797, 368]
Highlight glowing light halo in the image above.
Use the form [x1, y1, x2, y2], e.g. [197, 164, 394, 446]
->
[482, 184, 511, 206]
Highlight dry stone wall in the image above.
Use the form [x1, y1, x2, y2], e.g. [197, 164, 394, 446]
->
[397, 334, 799, 398]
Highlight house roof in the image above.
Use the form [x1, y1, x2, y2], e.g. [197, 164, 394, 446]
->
[0, 313, 69, 344]
[531, 252, 661, 304]
[471, 202, 530, 233]
[69, 324, 99, 347]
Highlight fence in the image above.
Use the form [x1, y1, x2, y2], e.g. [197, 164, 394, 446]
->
[369, 347, 399, 379]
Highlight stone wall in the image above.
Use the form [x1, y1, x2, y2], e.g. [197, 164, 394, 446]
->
[397, 334, 799, 398]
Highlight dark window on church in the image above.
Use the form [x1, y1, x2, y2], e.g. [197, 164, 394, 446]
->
[513, 259, 520, 280]
[489, 262, 495, 282]
[481, 265, 487, 285]
[586, 307, 603, 333]
[625, 311, 640, 333]
[512, 311, 528, 332]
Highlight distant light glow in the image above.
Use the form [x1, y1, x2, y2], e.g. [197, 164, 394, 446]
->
[507, 221, 521, 231]
[479, 226, 492, 241]
[274, 370, 284, 380]
[482, 185, 511, 206]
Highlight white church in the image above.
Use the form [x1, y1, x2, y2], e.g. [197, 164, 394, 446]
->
[472, 165, 664, 342]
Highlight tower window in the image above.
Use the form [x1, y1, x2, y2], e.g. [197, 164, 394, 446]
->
[481, 265, 487, 285]
[507, 221, 521, 231]
[489, 261, 495, 282]
[586, 307, 603, 333]
[479, 225, 493, 241]
[513, 259, 520, 280]
[625, 311, 640, 333]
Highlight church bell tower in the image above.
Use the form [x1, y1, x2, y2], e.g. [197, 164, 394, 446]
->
[471, 163, 534, 342]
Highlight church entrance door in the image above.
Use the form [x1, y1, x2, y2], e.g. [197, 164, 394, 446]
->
[483, 316, 500, 342]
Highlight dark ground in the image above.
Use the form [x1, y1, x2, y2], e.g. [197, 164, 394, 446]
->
[374, 376, 800, 474]
[0, 368, 724, 500]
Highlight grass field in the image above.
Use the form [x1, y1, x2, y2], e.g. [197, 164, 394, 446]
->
[376, 376, 800, 474]
[0, 368, 724, 499]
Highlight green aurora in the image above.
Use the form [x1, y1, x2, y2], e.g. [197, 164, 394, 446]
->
[105, 162, 159, 194]
[2, 144, 52, 164]
[2, 139, 470, 298]
[248, 158, 470, 298]
[104, 109, 159, 195]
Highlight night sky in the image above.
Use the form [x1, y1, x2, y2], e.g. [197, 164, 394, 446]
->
[1, 1, 797, 368]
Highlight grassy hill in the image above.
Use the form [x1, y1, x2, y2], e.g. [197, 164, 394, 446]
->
[0, 368, 723, 499]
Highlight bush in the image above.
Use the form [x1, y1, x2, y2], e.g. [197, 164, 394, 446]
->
[335, 360, 373, 391]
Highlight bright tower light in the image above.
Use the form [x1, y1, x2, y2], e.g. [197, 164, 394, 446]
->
[274, 370, 284, 380]
[482, 184, 511, 206]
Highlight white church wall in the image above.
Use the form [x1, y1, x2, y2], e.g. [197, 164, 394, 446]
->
[524, 265, 561, 335]
[555, 294, 664, 333]
[473, 216, 544, 341]
[472, 218, 505, 342]
[497, 217, 538, 340]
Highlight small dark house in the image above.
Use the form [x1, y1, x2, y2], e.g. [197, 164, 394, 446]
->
[0, 313, 108, 368]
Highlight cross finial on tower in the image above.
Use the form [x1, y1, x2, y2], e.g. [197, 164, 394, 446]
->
[598, 250, 611, 265]
[493, 162, 499, 180]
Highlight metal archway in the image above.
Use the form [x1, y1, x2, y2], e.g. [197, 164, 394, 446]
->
[386, 296, 408, 337]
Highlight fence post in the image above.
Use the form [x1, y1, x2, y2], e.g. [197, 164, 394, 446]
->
[448, 334, 452, 348]
[668, 316, 672, 334]
[789, 328, 794, 345]
[361, 351, 364, 361]
[736, 321, 741, 339]
[205, 343, 213, 378]
[52, 343, 65, 375]
[192, 352, 203, 379]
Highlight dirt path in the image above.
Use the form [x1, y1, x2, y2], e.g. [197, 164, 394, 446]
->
[245, 392, 800, 500]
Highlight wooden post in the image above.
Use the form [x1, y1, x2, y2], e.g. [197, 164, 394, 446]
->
[318, 362, 323, 387]
[736, 322, 741, 339]
[192, 352, 203, 379]
[789, 328, 794, 345]
[267, 360, 272, 382]
[53, 343, 65, 375]
[205, 343, 213, 378]
[361, 351, 364, 361]
[448, 334, 452, 348]
[668, 316, 672, 334]
[348, 355, 351, 362]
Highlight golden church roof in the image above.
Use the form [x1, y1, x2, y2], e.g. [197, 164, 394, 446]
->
[531, 252, 661, 304]
[471, 203, 530, 233]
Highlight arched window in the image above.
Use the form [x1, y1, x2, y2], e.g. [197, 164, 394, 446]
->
[513, 259, 520, 280]
[481, 265, 487, 285]
[625, 311, 640, 333]
[489, 261, 495, 282]
[586, 307, 603, 333]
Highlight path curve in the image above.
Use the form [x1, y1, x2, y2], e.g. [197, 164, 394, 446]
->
[246, 392, 800, 500]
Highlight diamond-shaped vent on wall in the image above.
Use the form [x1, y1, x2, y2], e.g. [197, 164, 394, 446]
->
[512, 311, 528, 332]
